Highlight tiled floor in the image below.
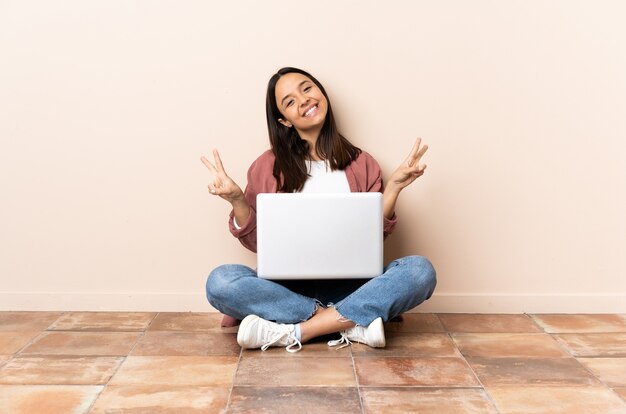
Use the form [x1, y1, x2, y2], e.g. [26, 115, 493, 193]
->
[1, 312, 626, 413]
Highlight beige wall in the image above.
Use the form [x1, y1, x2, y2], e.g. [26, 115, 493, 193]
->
[1, 1, 625, 312]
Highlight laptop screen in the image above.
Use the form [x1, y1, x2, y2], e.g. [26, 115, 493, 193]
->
[256, 193, 383, 279]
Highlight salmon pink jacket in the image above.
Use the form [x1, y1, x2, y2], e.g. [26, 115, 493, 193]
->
[228, 150, 398, 253]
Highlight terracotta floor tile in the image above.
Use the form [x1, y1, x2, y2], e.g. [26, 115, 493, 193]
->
[554, 333, 626, 357]
[467, 357, 600, 386]
[148, 312, 236, 333]
[0, 356, 123, 385]
[89, 385, 230, 414]
[131, 331, 239, 356]
[438, 314, 542, 333]
[48, 312, 156, 331]
[355, 357, 479, 387]
[578, 358, 626, 387]
[351, 333, 460, 357]
[235, 356, 355, 386]
[0, 385, 102, 414]
[452, 333, 569, 358]
[6, 311, 625, 413]
[0, 312, 63, 331]
[385, 313, 445, 333]
[361, 387, 499, 414]
[109, 356, 238, 386]
[0, 332, 41, 354]
[20, 331, 140, 356]
[486, 386, 626, 414]
[228, 386, 361, 413]
[531, 314, 626, 333]
[242, 340, 351, 357]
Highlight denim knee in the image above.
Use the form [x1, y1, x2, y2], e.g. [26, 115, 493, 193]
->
[405, 255, 437, 298]
[205, 264, 237, 304]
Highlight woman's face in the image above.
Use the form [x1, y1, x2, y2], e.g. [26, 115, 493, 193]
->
[274, 72, 328, 133]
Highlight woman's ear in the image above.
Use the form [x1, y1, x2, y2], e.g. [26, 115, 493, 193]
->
[278, 118, 293, 128]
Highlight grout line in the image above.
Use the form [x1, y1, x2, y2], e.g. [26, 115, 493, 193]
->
[83, 313, 157, 412]
[568, 354, 619, 389]
[144, 311, 160, 331]
[448, 331, 504, 414]
[8, 311, 69, 357]
[610, 386, 626, 404]
[46, 311, 68, 330]
[433, 313, 447, 332]
[547, 332, 579, 358]
[83, 359, 125, 412]
[12, 331, 50, 357]
[350, 344, 366, 414]
[0, 356, 13, 371]
[525, 312, 549, 332]
[224, 335, 244, 412]
[356, 385, 496, 389]
[569, 356, 626, 412]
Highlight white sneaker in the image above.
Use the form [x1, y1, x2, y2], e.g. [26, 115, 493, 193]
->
[328, 317, 386, 349]
[237, 314, 302, 353]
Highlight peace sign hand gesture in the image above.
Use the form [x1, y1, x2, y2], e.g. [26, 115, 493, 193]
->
[387, 138, 429, 194]
[200, 149, 245, 204]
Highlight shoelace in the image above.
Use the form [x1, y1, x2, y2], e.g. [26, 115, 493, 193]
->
[327, 332, 352, 350]
[260, 325, 302, 353]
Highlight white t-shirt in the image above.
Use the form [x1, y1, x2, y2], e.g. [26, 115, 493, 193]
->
[301, 160, 351, 193]
[233, 159, 350, 229]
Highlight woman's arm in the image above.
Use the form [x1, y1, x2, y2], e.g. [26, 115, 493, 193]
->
[383, 186, 401, 220]
[230, 195, 251, 227]
[203, 150, 277, 252]
[383, 138, 429, 217]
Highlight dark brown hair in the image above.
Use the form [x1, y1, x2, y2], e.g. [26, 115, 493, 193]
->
[266, 67, 361, 192]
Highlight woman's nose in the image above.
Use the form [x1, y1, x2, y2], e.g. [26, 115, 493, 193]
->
[299, 96, 310, 108]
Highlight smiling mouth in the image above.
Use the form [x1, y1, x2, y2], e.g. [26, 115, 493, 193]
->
[303, 104, 318, 117]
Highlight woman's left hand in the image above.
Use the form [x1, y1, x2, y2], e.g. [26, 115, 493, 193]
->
[387, 137, 429, 194]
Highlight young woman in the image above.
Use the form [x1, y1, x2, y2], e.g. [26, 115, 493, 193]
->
[201, 67, 436, 353]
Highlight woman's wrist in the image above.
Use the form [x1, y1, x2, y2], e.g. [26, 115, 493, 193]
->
[229, 190, 246, 206]
[383, 187, 400, 219]
[384, 183, 402, 198]
[231, 196, 251, 228]
[231, 195, 248, 209]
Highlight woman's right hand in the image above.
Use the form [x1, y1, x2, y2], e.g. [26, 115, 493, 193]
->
[201, 149, 245, 204]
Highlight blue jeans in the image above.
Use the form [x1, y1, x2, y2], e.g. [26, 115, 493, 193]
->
[205, 255, 436, 327]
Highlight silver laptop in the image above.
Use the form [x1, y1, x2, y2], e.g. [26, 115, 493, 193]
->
[256, 193, 383, 279]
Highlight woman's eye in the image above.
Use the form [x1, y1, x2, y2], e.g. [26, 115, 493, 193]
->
[286, 100, 294, 107]
[304, 86, 311, 92]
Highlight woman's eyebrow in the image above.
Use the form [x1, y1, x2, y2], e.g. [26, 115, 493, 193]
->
[280, 80, 310, 106]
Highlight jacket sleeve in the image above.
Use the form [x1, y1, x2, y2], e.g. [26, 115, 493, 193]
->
[363, 153, 398, 238]
[228, 184, 257, 253]
[227, 151, 278, 253]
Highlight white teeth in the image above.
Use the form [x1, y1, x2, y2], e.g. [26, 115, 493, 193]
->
[304, 105, 317, 117]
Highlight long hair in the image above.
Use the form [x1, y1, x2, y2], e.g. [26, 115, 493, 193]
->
[266, 67, 361, 192]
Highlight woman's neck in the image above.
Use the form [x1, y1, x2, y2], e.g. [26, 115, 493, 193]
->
[297, 127, 323, 161]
